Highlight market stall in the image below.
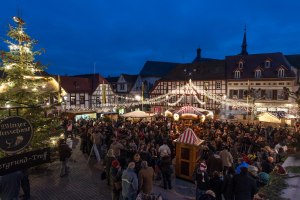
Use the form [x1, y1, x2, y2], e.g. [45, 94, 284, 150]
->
[175, 128, 204, 181]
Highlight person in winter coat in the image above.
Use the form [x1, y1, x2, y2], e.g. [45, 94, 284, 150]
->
[208, 171, 223, 200]
[122, 162, 138, 200]
[159, 150, 173, 190]
[104, 149, 116, 186]
[219, 145, 233, 175]
[232, 167, 258, 200]
[207, 153, 223, 177]
[138, 161, 155, 194]
[58, 138, 72, 177]
[222, 167, 235, 200]
[0, 170, 23, 200]
[193, 162, 210, 200]
[111, 159, 123, 200]
[199, 190, 216, 200]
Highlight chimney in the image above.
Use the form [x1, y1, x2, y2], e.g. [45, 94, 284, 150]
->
[197, 48, 201, 58]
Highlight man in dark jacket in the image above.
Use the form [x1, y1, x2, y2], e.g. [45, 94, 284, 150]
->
[58, 139, 72, 177]
[193, 162, 210, 200]
[232, 167, 257, 200]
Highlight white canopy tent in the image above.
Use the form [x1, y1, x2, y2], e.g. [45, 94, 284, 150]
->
[121, 110, 156, 118]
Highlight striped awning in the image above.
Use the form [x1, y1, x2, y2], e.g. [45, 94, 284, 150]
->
[177, 128, 203, 145]
[175, 105, 204, 116]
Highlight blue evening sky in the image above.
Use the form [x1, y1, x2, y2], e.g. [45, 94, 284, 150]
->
[0, 0, 299, 77]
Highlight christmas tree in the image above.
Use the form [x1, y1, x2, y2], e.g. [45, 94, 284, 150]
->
[0, 16, 61, 151]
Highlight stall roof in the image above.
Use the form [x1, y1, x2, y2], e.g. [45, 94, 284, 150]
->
[177, 128, 204, 146]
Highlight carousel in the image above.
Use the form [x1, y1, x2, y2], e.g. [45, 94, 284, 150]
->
[165, 105, 213, 124]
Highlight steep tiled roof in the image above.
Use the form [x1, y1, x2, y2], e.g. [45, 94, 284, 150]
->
[161, 60, 226, 81]
[226, 52, 295, 79]
[122, 74, 138, 84]
[139, 61, 179, 77]
[121, 74, 138, 92]
[285, 54, 300, 69]
[59, 76, 93, 94]
[72, 74, 108, 92]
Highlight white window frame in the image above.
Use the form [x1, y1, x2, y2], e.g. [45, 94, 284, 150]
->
[238, 61, 243, 69]
[265, 60, 271, 68]
[234, 70, 241, 79]
[255, 69, 261, 78]
[278, 68, 285, 78]
[216, 81, 221, 89]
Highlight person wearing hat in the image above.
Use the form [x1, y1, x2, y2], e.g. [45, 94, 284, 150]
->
[111, 159, 123, 200]
[257, 172, 270, 187]
[193, 162, 209, 200]
[199, 190, 216, 200]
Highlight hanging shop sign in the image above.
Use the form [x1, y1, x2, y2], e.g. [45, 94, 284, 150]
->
[0, 147, 51, 176]
[0, 116, 33, 154]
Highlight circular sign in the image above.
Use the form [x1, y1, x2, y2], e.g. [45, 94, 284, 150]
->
[0, 116, 33, 154]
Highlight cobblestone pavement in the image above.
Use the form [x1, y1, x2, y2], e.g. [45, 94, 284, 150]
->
[27, 139, 192, 200]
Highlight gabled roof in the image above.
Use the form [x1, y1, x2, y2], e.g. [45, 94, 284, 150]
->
[285, 54, 300, 69]
[226, 52, 295, 79]
[161, 60, 226, 81]
[139, 61, 179, 77]
[72, 74, 108, 92]
[106, 76, 119, 83]
[59, 76, 93, 94]
[121, 74, 138, 84]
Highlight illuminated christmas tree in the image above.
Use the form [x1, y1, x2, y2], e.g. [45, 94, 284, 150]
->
[0, 16, 61, 150]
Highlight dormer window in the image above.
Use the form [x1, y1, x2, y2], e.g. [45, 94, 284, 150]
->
[238, 61, 244, 69]
[265, 60, 271, 68]
[255, 69, 261, 78]
[234, 70, 241, 79]
[278, 68, 285, 78]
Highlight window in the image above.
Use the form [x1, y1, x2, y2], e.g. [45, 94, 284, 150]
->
[238, 61, 244, 69]
[96, 97, 100, 105]
[265, 60, 271, 68]
[120, 84, 125, 90]
[79, 94, 85, 104]
[255, 70, 261, 78]
[234, 70, 241, 79]
[204, 82, 209, 90]
[70, 95, 76, 105]
[216, 82, 221, 89]
[278, 68, 285, 78]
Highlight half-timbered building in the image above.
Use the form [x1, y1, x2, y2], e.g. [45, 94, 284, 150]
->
[150, 59, 226, 114]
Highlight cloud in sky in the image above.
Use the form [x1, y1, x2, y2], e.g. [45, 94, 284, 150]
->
[0, 0, 300, 77]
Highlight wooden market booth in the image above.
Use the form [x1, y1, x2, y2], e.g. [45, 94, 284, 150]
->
[175, 128, 204, 181]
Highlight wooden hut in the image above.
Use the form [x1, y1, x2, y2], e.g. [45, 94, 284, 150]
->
[175, 128, 204, 180]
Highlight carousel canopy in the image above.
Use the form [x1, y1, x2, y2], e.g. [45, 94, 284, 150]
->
[175, 105, 213, 116]
[121, 110, 155, 118]
[177, 128, 204, 145]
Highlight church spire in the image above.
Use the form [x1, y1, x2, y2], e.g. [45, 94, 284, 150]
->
[240, 25, 248, 55]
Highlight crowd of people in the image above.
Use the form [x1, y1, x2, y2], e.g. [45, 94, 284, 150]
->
[60, 116, 296, 200]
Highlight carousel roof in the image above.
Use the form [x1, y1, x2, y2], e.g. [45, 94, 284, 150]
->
[175, 105, 203, 115]
[177, 128, 204, 145]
